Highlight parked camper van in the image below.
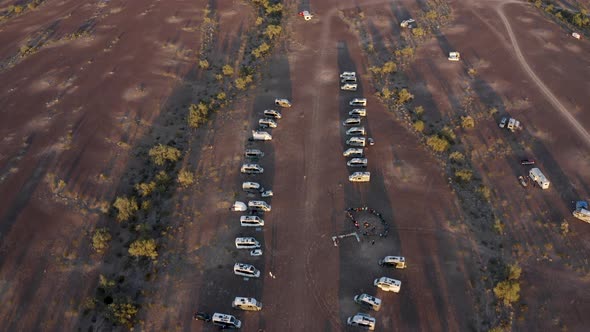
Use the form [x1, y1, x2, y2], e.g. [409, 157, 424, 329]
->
[341, 83, 358, 91]
[349, 108, 366, 117]
[529, 167, 550, 189]
[244, 149, 264, 159]
[248, 200, 271, 211]
[349, 172, 370, 182]
[251, 130, 272, 141]
[241, 164, 264, 174]
[234, 263, 260, 278]
[346, 127, 365, 136]
[274, 98, 292, 108]
[347, 158, 367, 168]
[354, 294, 382, 311]
[343, 148, 364, 158]
[347, 313, 376, 330]
[232, 297, 262, 311]
[346, 137, 366, 147]
[212, 313, 241, 329]
[349, 98, 367, 107]
[264, 109, 282, 119]
[374, 277, 401, 292]
[343, 117, 362, 126]
[235, 237, 261, 249]
[258, 118, 277, 128]
[240, 216, 264, 227]
[378, 256, 406, 269]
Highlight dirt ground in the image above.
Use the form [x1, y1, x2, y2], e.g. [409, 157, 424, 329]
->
[1, 0, 590, 331]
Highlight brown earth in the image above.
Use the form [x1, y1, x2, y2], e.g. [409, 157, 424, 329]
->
[1, 0, 590, 331]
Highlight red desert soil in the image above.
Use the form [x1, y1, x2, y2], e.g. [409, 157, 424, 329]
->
[1, 0, 590, 331]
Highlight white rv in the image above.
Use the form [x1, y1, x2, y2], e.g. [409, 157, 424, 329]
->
[529, 168, 550, 189]
[349, 172, 370, 182]
[251, 130, 272, 141]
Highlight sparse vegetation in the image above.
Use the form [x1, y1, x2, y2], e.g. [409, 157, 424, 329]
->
[92, 228, 112, 253]
[468, 68, 477, 77]
[454, 169, 473, 182]
[108, 301, 138, 328]
[414, 105, 425, 118]
[222, 64, 234, 76]
[494, 264, 522, 306]
[198, 59, 209, 69]
[264, 24, 282, 39]
[252, 42, 271, 58]
[493, 219, 505, 234]
[188, 102, 210, 128]
[177, 170, 194, 188]
[128, 238, 158, 259]
[461, 115, 475, 129]
[148, 144, 181, 166]
[413, 120, 425, 132]
[235, 75, 253, 90]
[426, 135, 450, 152]
[113, 196, 138, 222]
[449, 151, 465, 162]
[396, 88, 414, 104]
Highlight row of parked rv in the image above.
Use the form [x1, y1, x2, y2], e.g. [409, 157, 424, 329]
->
[340, 71, 372, 183]
[347, 256, 407, 330]
[197, 98, 293, 329]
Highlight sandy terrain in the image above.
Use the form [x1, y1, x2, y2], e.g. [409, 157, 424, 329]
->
[1, 0, 589, 331]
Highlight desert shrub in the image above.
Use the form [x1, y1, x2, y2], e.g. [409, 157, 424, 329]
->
[149, 144, 181, 166]
[396, 46, 415, 58]
[108, 301, 138, 328]
[198, 59, 209, 69]
[222, 64, 234, 76]
[449, 151, 465, 162]
[113, 196, 138, 222]
[252, 42, 270, 58]
[381, 87, 393, 99]
[493, 219, 504, 234]
[572, 9, 590, 27]
[217, 92, 226, 100]
[99, 274, 115, 288]
[155, 170, 171, 186]
[264, 3, 283, 15]
[561, 221, 569, 235]
[141, 200, 151, 210]
[494, 280, 520, 305]
[128, 238, 158, 259]
[135, 182, 156, 197]
[13, 5, 23, 13]
[489, 107, 498, 116]
[188, 102, 210, 128]
[413, 120, 425, 132]
[488, 327, 505, 332]
[92, 228, 112, 253]
[426, 135, 450, 152]
[426, 10, 438, 20]
[235, 75, 253, 90]
[27, 2, 37, 9]
[440, 126, 456, 142]
[508, 264, 522, 280]
[215, 74, 223, 81]
[414, 105, 425, 117]
[264, 24, 282, 39]
[478, 185, 492, 201]
[177, 170, 194, 188]
[255, 17, 263, 26]
[534, 0, 542, 8]
[545, 4, 554, 13]
[461, 115, 475, 129]
[412, 27, 426, 37]
[468, 68, 477, 77]
[397, 88, 414, 104]
[455, 169, 473, 182]
[381, 61, 397, 74]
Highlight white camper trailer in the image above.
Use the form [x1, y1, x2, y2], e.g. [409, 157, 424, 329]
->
[529, 168, 550, 189]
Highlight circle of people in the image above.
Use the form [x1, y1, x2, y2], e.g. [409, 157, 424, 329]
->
[346, 206, 389, 238]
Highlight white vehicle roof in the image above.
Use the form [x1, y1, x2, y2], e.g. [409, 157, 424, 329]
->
[340, 71, 356, 77]
[212, 313, 240, 324]
[242, 163, 262, 168]
[230, 201, 247, 211]
[248, 200, 269, 206]
[381, 256, 405, 263]
[348, 158, 367, 163]
[233, 297, 260, 306]
[234, 263, 258, 273]
[235, 237, 260, 245]
[346, 126, 365, 133]
[374, 277, 401, 291]
[343, 148, 363, 155]
[355, 293, 382, 307]
[242, 181, 261, 189]
[240, 215, 261, 221]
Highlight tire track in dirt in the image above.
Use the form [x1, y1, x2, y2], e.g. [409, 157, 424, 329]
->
[497, 2, 590, 148]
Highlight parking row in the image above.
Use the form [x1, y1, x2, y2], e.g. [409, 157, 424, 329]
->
[195, 98, 292, 329]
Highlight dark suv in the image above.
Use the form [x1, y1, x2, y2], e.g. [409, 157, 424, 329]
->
[194, 312, 211, 322]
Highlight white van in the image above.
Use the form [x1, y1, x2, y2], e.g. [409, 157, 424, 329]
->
[379, 256, 406, 269]
[341, 83, 358, 91]
[347, 137, 366, 147]
[529, 167, 550, 189]
[251, 130, 272, 141]
[240, 215, 264, 226]
[346, 127, 365, 136]
[347, 158, 367, 168]
[347, 313, 376, 330]
[349, 172, 370, 182]
[343, 148, 364, 158]
[340, 71, 356, 78]
[212, 313, 242, 329]
[234, 263, 260, 278]
[248, 200, 271, 212]
[242, 181, 263, 192]
[374, 277, 401, 292]
[241, 164, 264, 174]
[343, 117, 362, 126]
[354, 294, 382, 311]
[244, 149, 264, 159]
[232, 297, 262, 311]
[349, 98, 367, 107]
[349, 108, 366, 117]
[235, 237, 261, 249]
